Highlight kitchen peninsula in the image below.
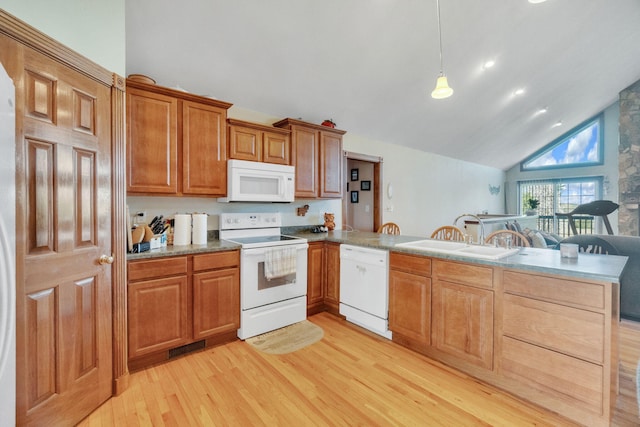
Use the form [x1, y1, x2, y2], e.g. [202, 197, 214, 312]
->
[127, 230, 627, 427]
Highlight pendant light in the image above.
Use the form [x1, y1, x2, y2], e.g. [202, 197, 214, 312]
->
[431, 0, 453, 99]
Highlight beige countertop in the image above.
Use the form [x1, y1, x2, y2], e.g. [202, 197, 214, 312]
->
[127, 230, 628, 283]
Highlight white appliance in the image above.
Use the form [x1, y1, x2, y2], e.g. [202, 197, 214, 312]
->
[0, 64, 16, 425]
[339, 245, 392, 339]
[218, 159, 295, 203]
[219, 213, 308, 339]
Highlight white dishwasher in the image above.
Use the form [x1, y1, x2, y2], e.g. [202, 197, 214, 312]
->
[339, 245, 392, 339]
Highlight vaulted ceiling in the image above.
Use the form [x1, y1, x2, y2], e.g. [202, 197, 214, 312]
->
[125, 0, 640, 171]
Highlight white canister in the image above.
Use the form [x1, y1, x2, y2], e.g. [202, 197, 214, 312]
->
[560, 243, 579, 258]
[173, 214, 192, 246]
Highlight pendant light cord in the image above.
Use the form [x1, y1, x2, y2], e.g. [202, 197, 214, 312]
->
[436, 0, 444, 74]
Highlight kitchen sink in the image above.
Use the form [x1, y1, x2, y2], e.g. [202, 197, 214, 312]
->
[395, 239, 519, 260]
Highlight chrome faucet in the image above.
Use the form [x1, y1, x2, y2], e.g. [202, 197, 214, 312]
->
[453, 213, 486, 245]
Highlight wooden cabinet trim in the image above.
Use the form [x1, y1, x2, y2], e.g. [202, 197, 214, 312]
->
[433, 259, 493, 289]
[389, 252, 431, 275]
[128, 256, 188, 281]
[193, 251, 240, 272]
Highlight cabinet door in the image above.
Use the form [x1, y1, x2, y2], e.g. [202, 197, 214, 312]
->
[307, 242, 325, 314]
[291, 126, 318, 198]
[228, 124, 261, 161]
[432, 280, 494, 370]
[263, 130, 290, 165]
[319, 131, 343, 198]
[128, 275, 189, 358]
[126, 87, 178, 193]
[193, 267, 240, 340]
[182, 100, 227, 195]
[389, 270, 431, 345]
[324, 242, 341, 311]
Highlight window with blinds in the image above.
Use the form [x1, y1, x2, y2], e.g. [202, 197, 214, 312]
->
[518, 177, 603, 237]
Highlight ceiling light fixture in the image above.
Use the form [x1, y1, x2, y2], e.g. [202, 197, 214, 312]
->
[514, 88, 525, 96]
[537, 107, 548, 114]
[528, 0, 547, 3]
[483, 60, 496, 69]
[552, 120, 563, 128]
[431, 0, 453, 99]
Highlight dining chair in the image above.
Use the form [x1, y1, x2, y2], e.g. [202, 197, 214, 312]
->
[430, 225, 465, 241]
[377, 222, 401, 235]
[484, 229, 531, 247]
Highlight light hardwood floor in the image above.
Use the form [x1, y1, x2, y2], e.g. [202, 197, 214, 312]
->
[80, 313, 640, 426]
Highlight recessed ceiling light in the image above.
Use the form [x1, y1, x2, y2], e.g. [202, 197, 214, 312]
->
[552, 120, 563, 128]
[537, 107, 548, 114]
[528, 0, 547, 3]
[514, 88, 525, 96]
[483, 60, 495, 69]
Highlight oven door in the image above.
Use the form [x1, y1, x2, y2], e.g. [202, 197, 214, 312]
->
[241, 243, 308, 310]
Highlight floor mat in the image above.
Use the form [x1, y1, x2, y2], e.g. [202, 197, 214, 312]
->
[245, 320, 324, 355]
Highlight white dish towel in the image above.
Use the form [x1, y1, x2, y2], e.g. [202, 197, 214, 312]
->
[265, 247, 297, 280]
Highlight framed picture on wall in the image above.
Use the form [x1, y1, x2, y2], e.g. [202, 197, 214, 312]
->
[361, 180, 371, 191]
[351, 168, 359, 181]
[350, 191, 359, 203]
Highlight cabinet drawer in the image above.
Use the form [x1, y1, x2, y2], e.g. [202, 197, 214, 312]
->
[503, 294, 604, 363]
[128, 256, 188, 281]
[501, 336, 603, 416]
[503, 270, 605, 310]
[390, 252, 431, 276]
[433, 259, 493, 289]
[193, 250, 240, 272]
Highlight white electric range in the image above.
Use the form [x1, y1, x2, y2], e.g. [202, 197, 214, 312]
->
[219, 213, 308, 339]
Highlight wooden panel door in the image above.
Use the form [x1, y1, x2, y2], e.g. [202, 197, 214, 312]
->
[13, 44, 113, 426]
[182, 100, 227, 196]
[291, 126, 318, 198]
[432, 280, 494, 370]
[126, 87, 178, 193]
[193, 267, 240, 340]
[319, 131, 343, 198]
[263, 130, 290, 165]
[228, 124, 261, 161]
[389, 270, 431, 345]
[307, 242, 325, 314]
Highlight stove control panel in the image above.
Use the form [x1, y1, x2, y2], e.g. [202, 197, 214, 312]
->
[219, 212, 282, 230]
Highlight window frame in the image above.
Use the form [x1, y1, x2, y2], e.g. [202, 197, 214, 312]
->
[520, 114, 604, 171]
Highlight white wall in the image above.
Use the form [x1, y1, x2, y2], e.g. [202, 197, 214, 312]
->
[128, 105, 506, 237]
[504, 101, 620, 233]
[2, 1, 126, 75]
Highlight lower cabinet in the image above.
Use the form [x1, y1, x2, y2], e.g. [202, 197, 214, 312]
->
[389, 252, 431, 346]
[127, 250, 240, 370]
[307, 241, 340, 315]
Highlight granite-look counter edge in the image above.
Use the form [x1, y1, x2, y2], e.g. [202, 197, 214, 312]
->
[126, 230, 628, 283]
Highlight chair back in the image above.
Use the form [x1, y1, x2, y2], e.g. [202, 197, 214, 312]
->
[557, 235, 619, 255]
[485, 230, 531, 247]
[377, 222, 400, 235]
[430, 225, 465, 241]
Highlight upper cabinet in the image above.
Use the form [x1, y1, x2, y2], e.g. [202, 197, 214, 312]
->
[227, 118, 290, 165]
[273, 118, 346, 199]
[126, 79, 232, 196]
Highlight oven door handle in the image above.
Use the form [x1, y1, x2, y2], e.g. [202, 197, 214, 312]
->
[242, 243, 308, 256]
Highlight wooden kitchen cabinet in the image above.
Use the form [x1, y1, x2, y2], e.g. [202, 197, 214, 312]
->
[324, 242, 341, 313]
[273, 118, 346, 198]
[126, 78, 232, 196]
[127, 250, 240, 370]
[307, 241, 341, 315]
[228, 118, 290, 165]
[431, 259, 494, 370]
[127, 257, 190, 359]
[192, 252, 240, 340]
[389, 252, 432, 347]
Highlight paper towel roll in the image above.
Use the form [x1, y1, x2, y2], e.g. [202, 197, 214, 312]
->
[192, 213, 208, 245]
[173, 214, 191, 246]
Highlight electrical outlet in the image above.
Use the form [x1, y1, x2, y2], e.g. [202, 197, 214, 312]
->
[135, 211, 147, 224]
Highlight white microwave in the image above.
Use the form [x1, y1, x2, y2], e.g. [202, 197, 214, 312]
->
[218, 159, 295, 203]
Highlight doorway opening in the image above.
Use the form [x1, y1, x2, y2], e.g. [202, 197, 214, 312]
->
[342, 151, 383, 231]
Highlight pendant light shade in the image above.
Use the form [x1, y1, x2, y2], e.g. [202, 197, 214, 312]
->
[431, 0, 453, 99]
[431, 73, 453, 99]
